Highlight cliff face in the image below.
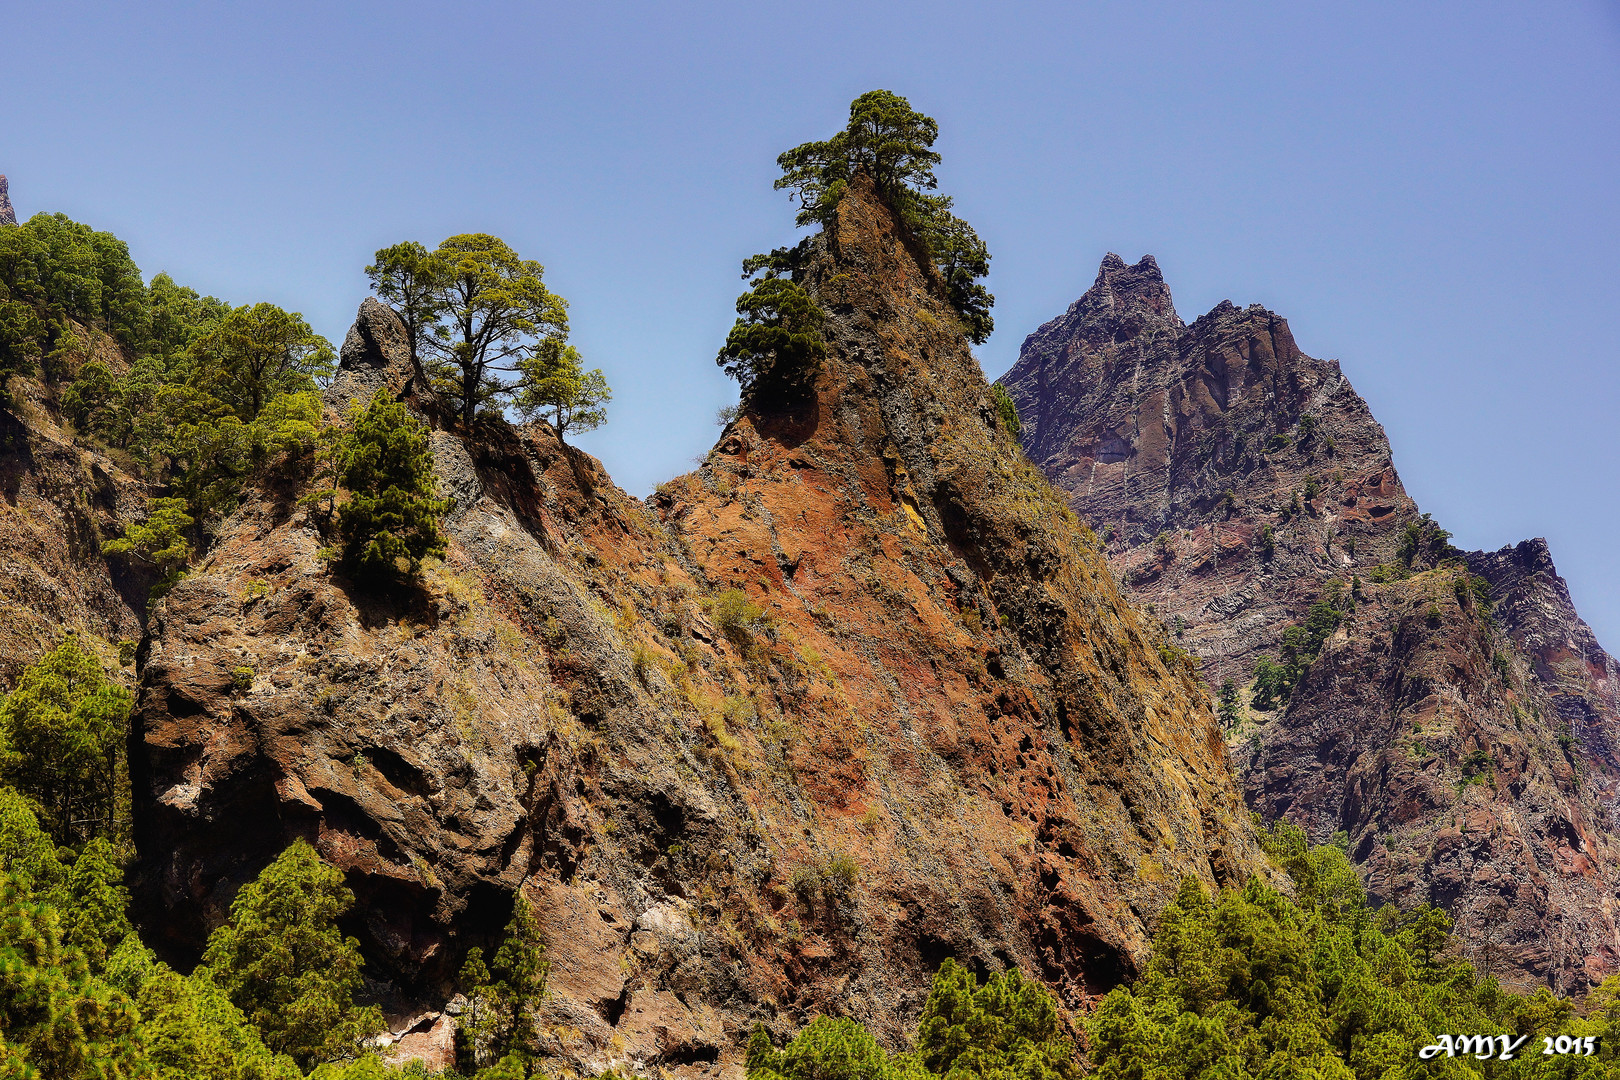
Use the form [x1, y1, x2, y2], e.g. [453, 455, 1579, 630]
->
[0, 350, 149, 681]
[129, 184, 1271, 1073]
[1469, 540, 1620, 822]
[1001, 254, 1417, 687]
[1002, 256, 1620, 992]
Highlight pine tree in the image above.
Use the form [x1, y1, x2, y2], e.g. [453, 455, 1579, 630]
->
[425, 234, 568, 429]
[59, 837, 132, 973]
[771, 90, 993, 338]
[514, 338, 610, 444]
[187, 302, 334, 420]
[101, 496, 194, 580]
[715, 275, 827, 406]
[0, 636, 132, 846]
[1217, 679, 1242, 729]
[332, 391, 448, 585]
[457, 895, 549, 1073]
[913, 959, 1077, 1080]
[200, 840, 384, 1070]
[0, 870, 150, 1079]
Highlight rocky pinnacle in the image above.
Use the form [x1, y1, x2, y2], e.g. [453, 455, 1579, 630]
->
[0, 176, 15, 227]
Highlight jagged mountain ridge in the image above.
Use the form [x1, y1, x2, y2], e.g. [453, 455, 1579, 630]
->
[1002, 254, 1620, 992]
[124, 179, 1272, 1073]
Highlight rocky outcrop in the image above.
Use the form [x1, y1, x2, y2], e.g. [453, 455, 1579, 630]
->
[0, 176, 15, 227]
[332, 297, 435, 416]
[1235, 563, 1620, 993]
[130, 181, 1273, 1074]
[1001, 254, 1418, 688]
[0, 371, 149, 682]
[1470, 541, 1620, 818]
[1470, 542, 1620, 750]
[1002, 256, 1620, 992]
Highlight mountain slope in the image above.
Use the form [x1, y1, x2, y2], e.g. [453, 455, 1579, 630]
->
[1002, 255, 1620, 992]
[127, 182, 1273, 1073]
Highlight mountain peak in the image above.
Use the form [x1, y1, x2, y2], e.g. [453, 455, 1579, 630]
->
[1085, 252, 1175, 321]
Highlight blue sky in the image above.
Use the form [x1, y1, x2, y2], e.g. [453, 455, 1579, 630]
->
[6, 1, 1618, 646]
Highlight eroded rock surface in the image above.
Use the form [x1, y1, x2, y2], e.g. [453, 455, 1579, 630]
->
[131, 184, 1272, 1074]
[1002, 255, 1620, 992]
[0, 362, 149, 681]
[1002, 254, 1418, 685]
[0, 175, 15, 227]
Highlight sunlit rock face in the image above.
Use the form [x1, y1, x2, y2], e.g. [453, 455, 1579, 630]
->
[127, 179, 1273, 1073]
[1004, 255, 1620, 993]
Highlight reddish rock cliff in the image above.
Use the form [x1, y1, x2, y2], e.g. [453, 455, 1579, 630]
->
[1001, 255, 1620, 992]
[130, 183, 1272, 1073]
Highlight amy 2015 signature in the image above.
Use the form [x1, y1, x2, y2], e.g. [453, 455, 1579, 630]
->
[1419, 1034, 1599, 1060]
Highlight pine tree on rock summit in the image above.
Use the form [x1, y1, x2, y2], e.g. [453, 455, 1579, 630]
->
[425, 234, 567, 429]
[772, 89, 995, 341]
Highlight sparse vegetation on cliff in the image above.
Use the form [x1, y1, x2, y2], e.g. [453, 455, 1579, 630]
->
[1249, 583, 1348, 711]
[991, 383, 1021, 440]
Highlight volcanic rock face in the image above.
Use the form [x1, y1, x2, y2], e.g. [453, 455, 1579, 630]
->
[1469, 541, 1620, 813]
[0, 176, 15, 227]
[129, 183, 1271, 1072]
[0, 366, 149, 682]
[1002, 254, 1417, 687]
[1002, 256, 1620, 992]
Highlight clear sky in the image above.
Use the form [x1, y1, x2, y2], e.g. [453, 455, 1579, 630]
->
[5, 1, 1618, 647]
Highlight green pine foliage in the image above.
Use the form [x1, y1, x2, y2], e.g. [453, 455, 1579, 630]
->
[421, 234, 569, 430]
[513, 338, 610, 444]
[0, 212, 148, 393]
[747, 960, 1075, 1080]
[365, 236, 602, 438]
[2, 210, 334, 590]
[1217, 679, 1243, 729]
[1088, 820, 1620, 1079]
[200, 839, 385, 1070]
[1397, 513, 1462, 570]
[0, 635, 131, 846]
[102, 496, 195, 587]
[1249, 582, 1349, 712]
[0, 870, 149, 1079]
[913, 960, 1078, 1080]
[772, 90, 995, 342]
[330, 391, 448, 585]
[716, 274, 829, 406]
[105, 935, 303, 1080]
[455, 896, 549, 1074]
[991, 384, 1021, 441]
